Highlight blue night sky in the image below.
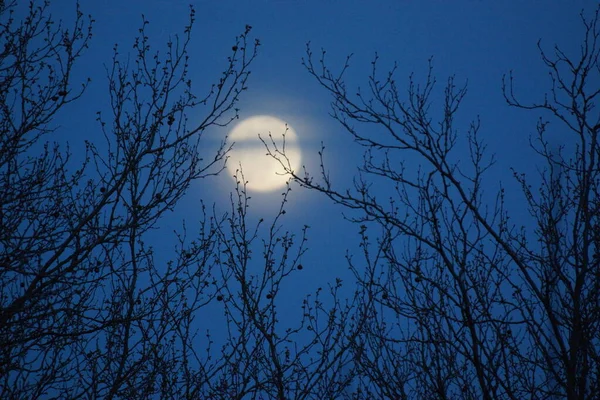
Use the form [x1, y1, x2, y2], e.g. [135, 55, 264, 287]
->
[49, 0, 593, 335]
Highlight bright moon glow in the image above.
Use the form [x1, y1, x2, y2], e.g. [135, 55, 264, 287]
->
[227, 115, 301, 192]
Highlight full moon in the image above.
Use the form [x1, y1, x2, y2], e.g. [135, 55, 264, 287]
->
[226, 115, 302, 192]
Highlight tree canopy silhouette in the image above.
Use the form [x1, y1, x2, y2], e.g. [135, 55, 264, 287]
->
[269, 6, 600, 400]
[2, 1, 599, 399]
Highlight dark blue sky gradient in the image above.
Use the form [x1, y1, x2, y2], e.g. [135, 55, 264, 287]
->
[48, 0, 593, 336]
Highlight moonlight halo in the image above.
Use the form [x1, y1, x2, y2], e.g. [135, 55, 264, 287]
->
[226, 115, 301, 192]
